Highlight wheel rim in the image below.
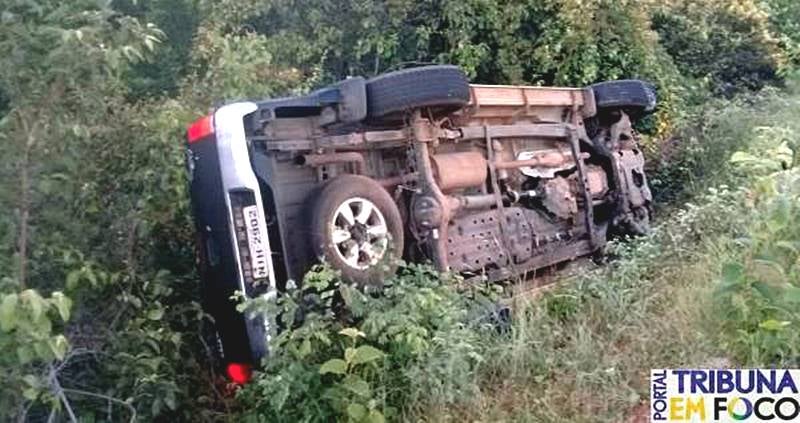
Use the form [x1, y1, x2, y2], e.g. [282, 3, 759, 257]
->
[330, 197, 389, 270]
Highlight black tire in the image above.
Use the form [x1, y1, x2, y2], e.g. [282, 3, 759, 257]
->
[310, 175, 404, 285]
[591, 80, 657, 114]
[365, 65, 470, 123]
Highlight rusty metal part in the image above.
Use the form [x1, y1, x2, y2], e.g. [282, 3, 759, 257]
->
[448, 194, 497, 211]
[616, 149, 651, 209]
[503, 149, 591, 180]
[585, 166, 609, 198]
[410, 112, 451, 271]
[567, 126, 598, 248]
[446, 209, 512, 272]
[411, 195, 443, 230]
[497, 150, 588, 170]
[608, 112, 636, 150]
[296, 152, 365, 174]
[458, 85, 596, 125]
[446, 206, 579, 274]
[412, 118, 439, 143]
[541, 177, 578, 219]
[430, 152, 487, 191]
[484, 126, 517, 275]
[377, 172, 418, 188]
[459, 124, 570, 141]
[491, 140, 512, 180]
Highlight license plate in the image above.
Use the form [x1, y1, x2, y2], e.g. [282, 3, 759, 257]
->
[242, 205, 269, 280]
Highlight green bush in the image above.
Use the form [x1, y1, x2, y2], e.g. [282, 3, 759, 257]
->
[0, 290, 71, 414]
[764, 0, 800, 65]
[652, 0, 786, 95]
[714, 125, 800, 365]
[237, 264, 494, 422]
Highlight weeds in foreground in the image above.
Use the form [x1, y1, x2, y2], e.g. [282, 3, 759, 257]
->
[236, 264, 497, 422]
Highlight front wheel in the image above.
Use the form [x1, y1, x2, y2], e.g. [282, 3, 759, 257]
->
[310, 175, 404, 285]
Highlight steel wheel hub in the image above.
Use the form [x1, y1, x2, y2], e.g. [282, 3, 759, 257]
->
[330, 197, 389, 270]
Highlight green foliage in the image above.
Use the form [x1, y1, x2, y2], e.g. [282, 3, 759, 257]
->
[652, 0, 786, 95]
[713, 123, 800, 365]
[647, 83, 797, 203]
[0, 289, 71, 414]
[113, 0, 201, 98]
[237, 264, 492, 421]
[764, 0, 800, 65]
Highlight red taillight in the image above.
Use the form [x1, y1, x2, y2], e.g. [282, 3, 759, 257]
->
[187, 114, 214, 144]
[226, 363, 252, 384]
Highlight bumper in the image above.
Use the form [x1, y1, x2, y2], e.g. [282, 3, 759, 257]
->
[188, 102, 276, 364]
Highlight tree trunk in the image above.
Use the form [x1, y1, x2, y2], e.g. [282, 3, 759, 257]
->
[16, 112, 35, 289]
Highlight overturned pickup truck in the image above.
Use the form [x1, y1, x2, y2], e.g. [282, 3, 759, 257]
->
[185, 65, 655, 378]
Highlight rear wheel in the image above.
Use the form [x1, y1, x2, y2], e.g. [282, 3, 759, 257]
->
[311, 175, 404, 285]
[365, 65, 470, 123]
[590, 79, 657, 116]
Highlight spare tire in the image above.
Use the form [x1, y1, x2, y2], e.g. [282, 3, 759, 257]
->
[591, 80, 657, 114]
[365, 65, 471, 123]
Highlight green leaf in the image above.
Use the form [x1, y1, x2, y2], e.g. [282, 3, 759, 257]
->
[17, 345, 33, 364]
[51, 292, 72, 322]
[0, 293, 18, 331]
[147, 308, 164, 321]
[350, 345, 384, 365]
[319, 359, 347, 375]
[22, 375, 39, 388]
[367, 410, 385, 423]
[759, 319, 790, 331]
[347, 403, 367, 421]
[339, 327, 365, 339]
[298, 339, 312, 358]
[24, 290, 44, 321]
[129, 295, 142, 309]
[721, 262, 744, 286]
[342, 375, 370, 397]
[66, 270, 81, 290]
[165, 390, 177, 410]
[753, 282, 777, 301]
[50, 335, 70, 360]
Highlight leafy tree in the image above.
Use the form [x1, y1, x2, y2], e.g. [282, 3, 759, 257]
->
[0, 0, 162, 419]
[763, 0, 800, 65]
[113, 0, 202, 99]
[651, 0, 786, 95]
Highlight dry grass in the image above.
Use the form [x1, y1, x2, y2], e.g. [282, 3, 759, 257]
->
[413, 219, 738, 422]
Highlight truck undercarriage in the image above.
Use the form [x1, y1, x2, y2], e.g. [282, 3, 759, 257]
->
[186, 65, 656, 370]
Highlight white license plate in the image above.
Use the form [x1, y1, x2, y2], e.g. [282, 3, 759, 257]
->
[242, 205, 269, 280]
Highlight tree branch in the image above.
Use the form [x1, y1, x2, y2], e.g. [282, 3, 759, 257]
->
[60, 388, 137, 423]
